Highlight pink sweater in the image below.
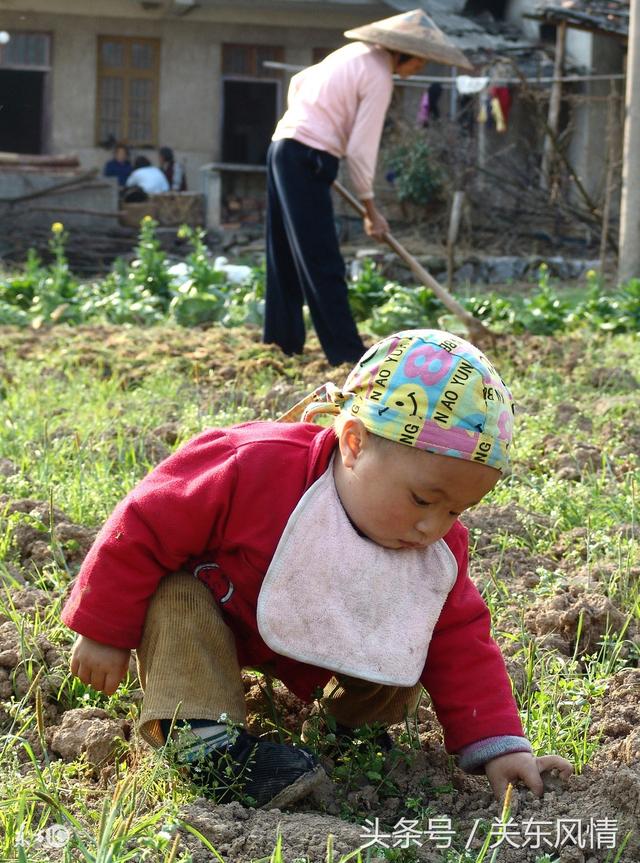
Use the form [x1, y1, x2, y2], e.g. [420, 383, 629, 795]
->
[272, 43, 394, 200]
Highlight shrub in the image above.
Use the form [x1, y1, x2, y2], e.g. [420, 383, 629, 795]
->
[385, 136, 443, 207]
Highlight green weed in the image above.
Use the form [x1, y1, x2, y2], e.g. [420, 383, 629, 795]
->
[2, 221, 640, 335]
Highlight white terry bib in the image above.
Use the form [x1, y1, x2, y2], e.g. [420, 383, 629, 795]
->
[257, 460, 458, 687]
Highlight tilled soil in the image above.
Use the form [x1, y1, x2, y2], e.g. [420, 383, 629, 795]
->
[0, 324, 638, 862]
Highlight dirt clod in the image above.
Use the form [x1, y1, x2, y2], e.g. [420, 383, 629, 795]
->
[525, 591, 629, 654]
[49, 708, 129, 769]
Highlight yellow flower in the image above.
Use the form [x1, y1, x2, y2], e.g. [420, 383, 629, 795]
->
[538, 262, 548, 272]
[142, 215, 154, 224]
[586, 268, 598, 280]
[51, 221, 64, 234]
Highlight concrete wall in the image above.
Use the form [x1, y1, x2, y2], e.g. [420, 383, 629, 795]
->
[566, 32, 625, 204]
[1, 0, 389, 28]
[0, 1, 382, 190]
[0, 170, 119, 228]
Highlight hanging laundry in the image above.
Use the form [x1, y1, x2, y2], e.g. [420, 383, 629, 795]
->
[416, 91, 430, 127]
[428, 82, 443, 119]
[489, 86, 512, 132]
[456, 75, 489, 95]
[416, 83, 442, 127]
[490, 96, 506, 132]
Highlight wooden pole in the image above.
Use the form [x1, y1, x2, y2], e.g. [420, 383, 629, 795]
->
[23, 205, 122, 218]
[618, 0, 640, 282]
[447, 191, 465, 291]
[333, 180, 492, 341]
[600, 80, 618, 271]
[541, 21, 567, 192]
[477, 96, 487, 193]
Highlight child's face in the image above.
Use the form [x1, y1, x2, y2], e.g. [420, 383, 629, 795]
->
[334, 420, 499, 550]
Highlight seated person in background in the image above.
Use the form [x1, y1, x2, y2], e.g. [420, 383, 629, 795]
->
[123, 156, 170, 202]
[159, 146, 187, 191]
[103, 143, 132, 187]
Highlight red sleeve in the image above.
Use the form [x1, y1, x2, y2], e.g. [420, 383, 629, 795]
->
[61, 429, 237, 649]
[420, 523, 524, 753]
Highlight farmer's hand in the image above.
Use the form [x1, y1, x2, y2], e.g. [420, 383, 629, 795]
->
[70, 634, 131, 696]
[362, 201, 389, 241]
[484, 752, 573, 802]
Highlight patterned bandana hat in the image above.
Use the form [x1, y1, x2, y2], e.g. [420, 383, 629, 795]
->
[338, 329, 514, 472]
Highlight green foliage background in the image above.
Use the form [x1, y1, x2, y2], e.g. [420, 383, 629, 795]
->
[1, 221, 639, 338]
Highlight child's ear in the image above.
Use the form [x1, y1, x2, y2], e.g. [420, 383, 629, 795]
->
[338, 418, 368, 469]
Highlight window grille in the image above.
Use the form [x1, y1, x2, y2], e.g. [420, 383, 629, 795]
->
[0, 32, 51, 70]
[96, 35, 160, 146]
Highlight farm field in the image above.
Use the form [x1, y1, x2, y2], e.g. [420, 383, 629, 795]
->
[0, 298, 638, 860]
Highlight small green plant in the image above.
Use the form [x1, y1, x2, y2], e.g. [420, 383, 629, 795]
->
[348, 258, 388, 321]
[520, 286, 571, 336]
[572, 277, 640, 333]
[369, 284, 439, 335]
[0, 223, 81, 327]
[128, 215, 173, 300]
[463, 293, 517, 330]
[0, 248, 45, 309]
[176, 225, 223, 293]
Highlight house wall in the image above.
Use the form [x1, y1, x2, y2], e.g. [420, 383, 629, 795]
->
[565, 28, 592, 67]
[566, 32, 625, 205]
[0, 1, 384, 191]
[505, 3, 626, 207]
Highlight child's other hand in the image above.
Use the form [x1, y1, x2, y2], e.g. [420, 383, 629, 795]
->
[70, 635, 131, 696]
[484, 752, 574, 801]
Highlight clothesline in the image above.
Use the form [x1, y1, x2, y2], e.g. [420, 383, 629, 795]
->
[262, 61, 625, 87]
[397, 73, 625, 89]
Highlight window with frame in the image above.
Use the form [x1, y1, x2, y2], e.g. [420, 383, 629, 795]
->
[96, 36, 160, 147]
[222, 44, 283, 79]
[221, 44, 283, 165]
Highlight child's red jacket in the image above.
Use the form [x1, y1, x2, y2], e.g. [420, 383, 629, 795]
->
[62, 421, 523, 753]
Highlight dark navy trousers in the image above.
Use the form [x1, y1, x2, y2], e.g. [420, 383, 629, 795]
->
[263, 138, 365, 367]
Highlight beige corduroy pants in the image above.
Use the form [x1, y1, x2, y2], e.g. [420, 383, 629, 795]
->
[137, 572, 423, 747]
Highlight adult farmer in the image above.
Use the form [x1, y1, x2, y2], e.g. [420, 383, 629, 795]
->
[263, 9, 472, 366]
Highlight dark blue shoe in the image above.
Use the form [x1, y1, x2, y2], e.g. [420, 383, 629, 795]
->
[179, 728, 324, 809]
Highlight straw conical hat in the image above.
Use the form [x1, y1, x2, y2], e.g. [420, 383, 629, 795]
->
[345, 9, 473, 71]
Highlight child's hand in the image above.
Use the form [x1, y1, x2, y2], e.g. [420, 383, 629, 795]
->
[70, 635, 131, 696]
[484, 752, 573, 801]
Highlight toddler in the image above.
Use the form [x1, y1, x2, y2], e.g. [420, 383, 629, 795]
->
[63, 329, 572, 809]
